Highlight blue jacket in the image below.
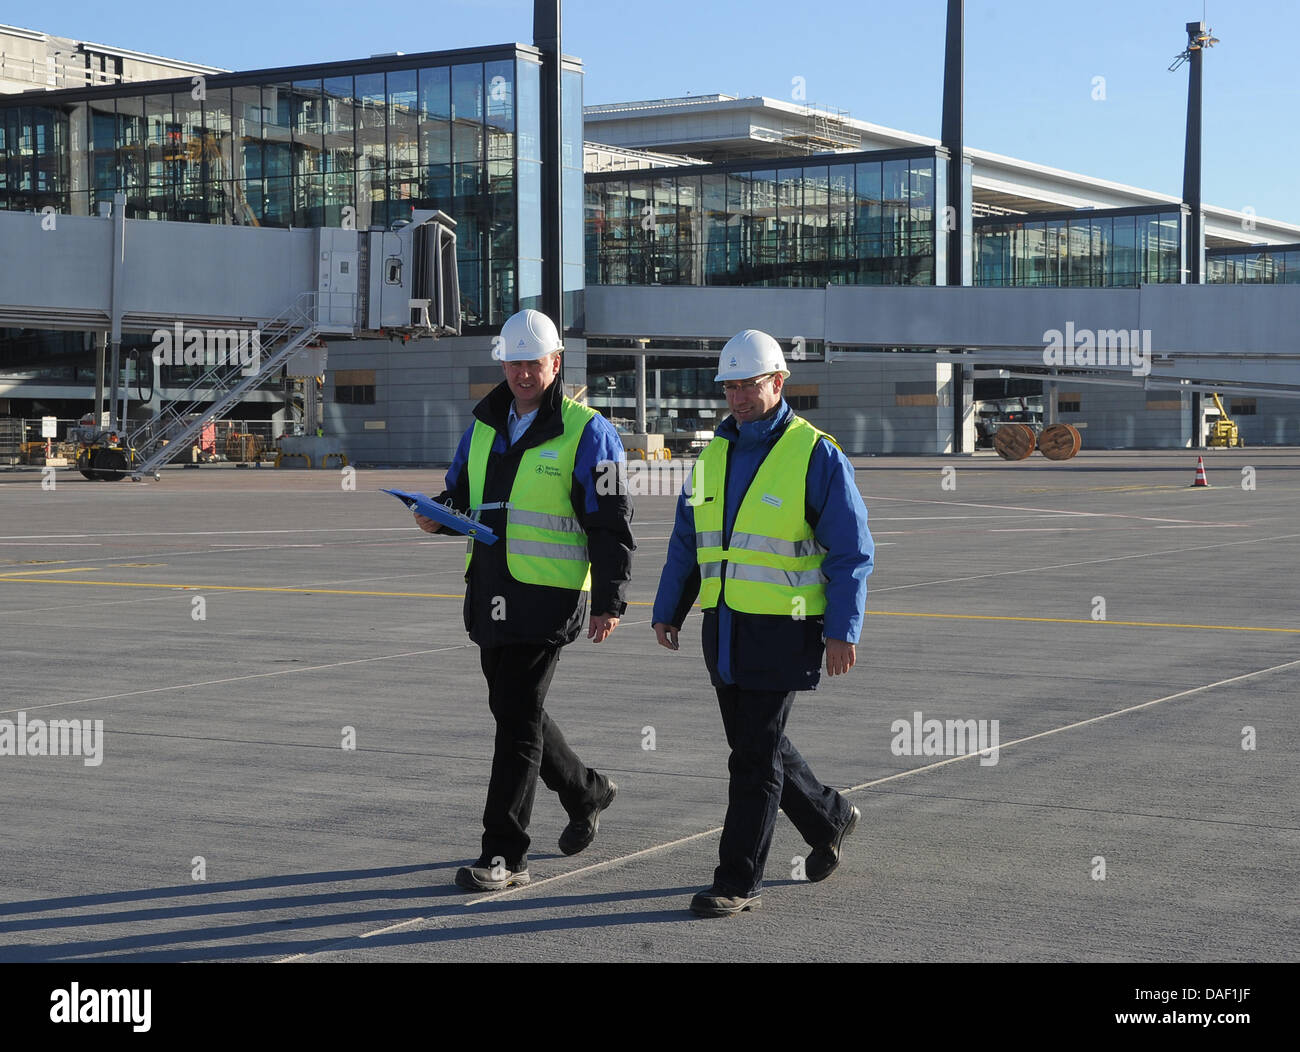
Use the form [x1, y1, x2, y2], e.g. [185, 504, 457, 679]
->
[652, 400, 874, 692]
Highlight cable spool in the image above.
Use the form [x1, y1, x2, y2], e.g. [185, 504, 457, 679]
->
[1039, 423, 1082, 461]
[993, 423, 1036, 461]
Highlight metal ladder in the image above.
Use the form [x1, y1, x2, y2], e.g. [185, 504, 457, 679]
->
[127, 293, 324, 480]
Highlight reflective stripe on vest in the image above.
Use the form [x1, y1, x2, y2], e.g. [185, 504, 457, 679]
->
[466, 397, 597, 591]
[692, 415, 832, 615]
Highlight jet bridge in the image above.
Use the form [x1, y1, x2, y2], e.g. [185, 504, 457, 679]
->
[0, 194, 459, 478]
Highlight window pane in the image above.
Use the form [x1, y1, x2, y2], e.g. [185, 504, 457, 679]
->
[489, 157, 515, 259]
[387, 68, 417, 189]
[517, 158, 541, 261]
[517, 59, 540, 162]
[355, 71, 386, 182]
[485, 59, 514, 161]
[452, 63, 483, 164]
[322, 76, 355, 172]
[855, 161, 881, 260]
[561, 68, 582, 170]
[802, 165, 829, 287]
[418, 67, 450, 167]
[323, 168, 354, 226]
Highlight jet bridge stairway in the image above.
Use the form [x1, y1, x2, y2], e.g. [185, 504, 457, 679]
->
[125, 293, 321, 480]
[114, 207, 460, 480]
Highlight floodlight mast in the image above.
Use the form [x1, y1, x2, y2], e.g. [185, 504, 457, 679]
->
[1172, 20, 1218, 286]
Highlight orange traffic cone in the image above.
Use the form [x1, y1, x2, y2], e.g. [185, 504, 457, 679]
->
[1189, 455, 1211, 488]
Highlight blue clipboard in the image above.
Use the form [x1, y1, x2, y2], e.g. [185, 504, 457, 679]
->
[383, 488, 499, 544]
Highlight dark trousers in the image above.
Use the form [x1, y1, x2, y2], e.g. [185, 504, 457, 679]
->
[479, 643, 599, 867]
[714, 684, 851, 897]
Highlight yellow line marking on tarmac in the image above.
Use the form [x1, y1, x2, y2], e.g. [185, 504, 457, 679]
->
[278, 652, 1300, 961]
[0, 577, 462, 598]
[0, 567, 100, 577]
[3, 576, 1292, 633]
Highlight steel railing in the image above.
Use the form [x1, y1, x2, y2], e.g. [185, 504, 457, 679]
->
[127, 292, 323, 479]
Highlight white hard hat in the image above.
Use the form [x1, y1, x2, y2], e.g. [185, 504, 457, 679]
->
[715, 329, 791, 382]
[494, 309, 563, 361]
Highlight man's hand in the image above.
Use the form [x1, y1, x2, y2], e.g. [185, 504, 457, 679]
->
[825, 638, 856, 676]
[653, 622, 680, 651]
[413, 512, 441, 535]
[588, 614, 620, 643]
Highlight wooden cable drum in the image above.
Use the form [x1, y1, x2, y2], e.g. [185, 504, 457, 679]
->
[993, 423, 1036, 461]
[1038, 423, 1082, 461]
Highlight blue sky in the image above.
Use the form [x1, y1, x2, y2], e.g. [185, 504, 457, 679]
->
[33, 0, 1300, 225]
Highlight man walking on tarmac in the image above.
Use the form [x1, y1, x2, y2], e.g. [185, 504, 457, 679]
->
[416, 309, 634, 892]
[652, 329, 874, 917]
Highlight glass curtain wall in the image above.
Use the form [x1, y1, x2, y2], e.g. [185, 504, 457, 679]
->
[1207, 244, 1300, 284]
[561, 66, 584, 326]
[974, 208, 1184, 287]
[0, 104, 71, 214]
[585, 149, 941, 288]
[0, 47, 540, 331]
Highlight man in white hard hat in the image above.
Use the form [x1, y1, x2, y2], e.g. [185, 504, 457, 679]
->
[653, 329, 874, 917]
[416, 308, 634, 891]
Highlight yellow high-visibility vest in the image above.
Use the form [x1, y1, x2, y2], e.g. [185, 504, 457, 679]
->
[466, 397, 596, 591]
[692, 415, 832, 615]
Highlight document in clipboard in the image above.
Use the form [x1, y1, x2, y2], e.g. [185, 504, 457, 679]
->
[383, 488, 499, 545]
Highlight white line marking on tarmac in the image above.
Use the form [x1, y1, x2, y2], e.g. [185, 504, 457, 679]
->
[869, 531, 1300, 593]
[840, 655, 1300, 793]
[274, 826, 729, 961]
[0, 593, 178, 618]
[1153, 524, 1242, 529]
[277, 652, 1300, 962]
[861, 493, 1228, 526]
[0, 644, 473, 716]
[988, 528, 1088, 533]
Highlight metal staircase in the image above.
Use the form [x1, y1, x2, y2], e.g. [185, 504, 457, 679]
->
[126, 292, 323, 480]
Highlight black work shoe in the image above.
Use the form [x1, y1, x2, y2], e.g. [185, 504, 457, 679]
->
[689, 886, 761, 918]
[454, 858, 530, 892]
[805, 805, 860, 883]
[558, 776, 617, 856]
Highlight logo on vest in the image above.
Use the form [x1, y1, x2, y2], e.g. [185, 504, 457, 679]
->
[760, 494, 783, 508]
[534, 464, 562, 478]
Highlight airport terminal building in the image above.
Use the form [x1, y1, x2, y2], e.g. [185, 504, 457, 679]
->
[2, 19, 1299, 461]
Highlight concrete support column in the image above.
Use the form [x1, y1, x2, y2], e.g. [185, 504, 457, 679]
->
[635, 353, 646, 433]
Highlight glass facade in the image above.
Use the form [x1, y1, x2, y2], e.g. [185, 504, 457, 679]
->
[1207, 244, 1300, 284]
[0, 47, 582, 333]
[974, 206, 1186, 287]
[585, 148, 944, 288]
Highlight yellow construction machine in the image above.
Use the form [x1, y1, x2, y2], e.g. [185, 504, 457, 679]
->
[1207, 393, 1243, 447]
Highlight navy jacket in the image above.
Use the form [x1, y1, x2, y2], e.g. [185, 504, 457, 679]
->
[652, 401, 873, 691]
[437, 377, 634, 648]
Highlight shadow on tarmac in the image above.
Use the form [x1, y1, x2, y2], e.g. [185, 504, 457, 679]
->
[0, 867, 703, 962]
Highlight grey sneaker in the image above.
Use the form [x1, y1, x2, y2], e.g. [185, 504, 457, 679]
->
[454, 858, 530, 892]
[689, 886, 761, 918]
[805, 805, 859, 882]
